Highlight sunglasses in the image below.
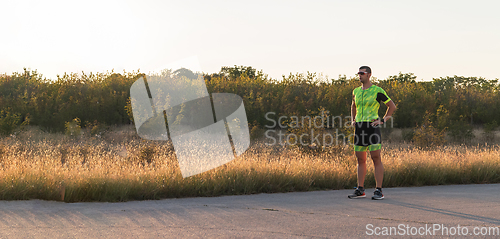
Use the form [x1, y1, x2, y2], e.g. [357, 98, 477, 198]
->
[357, 72, 369, 75]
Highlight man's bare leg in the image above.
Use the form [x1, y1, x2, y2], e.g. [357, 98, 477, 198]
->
[369, 149, 384, 188]
[355, 151, 367, 187]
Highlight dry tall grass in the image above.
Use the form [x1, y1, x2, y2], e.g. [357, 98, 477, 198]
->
[0, 126, 499, 202]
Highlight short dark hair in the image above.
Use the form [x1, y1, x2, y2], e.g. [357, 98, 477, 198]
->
[359, 66, 371, 73]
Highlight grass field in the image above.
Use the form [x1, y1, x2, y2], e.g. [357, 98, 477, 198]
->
[0, 126, 499, 202]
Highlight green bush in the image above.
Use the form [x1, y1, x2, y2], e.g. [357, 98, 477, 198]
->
[85, 120, 107, 137]
[435, 105, 449, 131]
[412, 115, 446, 148]
[402, 128, 415, 142]
[249, 120, 263, 141]
[447, 119, 474, 143]
[483, 120, 497, 142]
[0, 109, 28, 136]
[64, 118, 82, 136]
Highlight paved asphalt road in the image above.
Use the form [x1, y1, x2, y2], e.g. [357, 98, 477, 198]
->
[0, 184, 499, 238]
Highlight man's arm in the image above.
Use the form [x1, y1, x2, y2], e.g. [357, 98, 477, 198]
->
[382, 100, 397, 123]
[351, 95, 356, 126]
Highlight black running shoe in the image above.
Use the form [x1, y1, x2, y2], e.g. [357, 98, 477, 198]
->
[371, 188, 384, 200]
[348, 188, 366, 199]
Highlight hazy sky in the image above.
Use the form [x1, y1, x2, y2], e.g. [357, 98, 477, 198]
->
[2, 0, 499, 81]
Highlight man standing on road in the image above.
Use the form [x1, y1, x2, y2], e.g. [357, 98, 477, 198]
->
[348, 66, 397, 200]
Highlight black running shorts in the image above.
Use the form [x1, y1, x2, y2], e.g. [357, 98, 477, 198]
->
[354, 121, 381, 147]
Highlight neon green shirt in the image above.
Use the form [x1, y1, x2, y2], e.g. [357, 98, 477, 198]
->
[353, 85, 391, 122]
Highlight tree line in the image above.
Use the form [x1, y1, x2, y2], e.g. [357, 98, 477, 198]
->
[1, 67, 499, 137]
